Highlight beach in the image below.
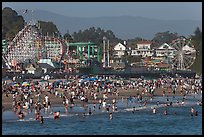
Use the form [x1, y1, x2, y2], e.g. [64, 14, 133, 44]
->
[2, 76, 202, 135]
[2, 85, 190, 111]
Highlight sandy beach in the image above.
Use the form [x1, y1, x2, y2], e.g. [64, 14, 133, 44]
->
[2, 86, 185, 111]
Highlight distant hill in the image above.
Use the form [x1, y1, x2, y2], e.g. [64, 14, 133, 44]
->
[17, 10, 202, 40]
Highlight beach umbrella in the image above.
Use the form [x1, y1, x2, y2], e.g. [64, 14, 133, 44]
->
[13, 83, 20, 87]
[89, 77, 98, 81]
[2, 77, 12, 81]
[80, 78, 90, 83]
[22, 82, 30, 86]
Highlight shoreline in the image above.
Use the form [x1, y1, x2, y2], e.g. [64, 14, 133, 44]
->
[2, 87, 192, 112]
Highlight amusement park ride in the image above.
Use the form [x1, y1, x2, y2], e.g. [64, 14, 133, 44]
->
[2, 22, 197, 74]
[2, 22, 100, 71]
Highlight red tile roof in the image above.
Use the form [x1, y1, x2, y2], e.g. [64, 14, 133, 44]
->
[137, 41, 152, 44]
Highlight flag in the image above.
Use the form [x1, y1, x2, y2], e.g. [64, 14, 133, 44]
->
[23, 9, 28, 14]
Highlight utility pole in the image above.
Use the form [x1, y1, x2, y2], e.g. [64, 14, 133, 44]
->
[107, 39, 110, 67]
[103, 36, 106, 68]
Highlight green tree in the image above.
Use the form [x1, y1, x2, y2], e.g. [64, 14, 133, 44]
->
[38, 21, 61, 37]
[190, 27, 202, 74]
[2, 7, 25, 40]
[151, 31, 179, 48]
[63, 32, 73, 42]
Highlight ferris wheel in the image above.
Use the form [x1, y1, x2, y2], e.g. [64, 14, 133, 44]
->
[169, 38, 196, 70]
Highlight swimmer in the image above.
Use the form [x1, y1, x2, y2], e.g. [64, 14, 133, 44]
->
[152, 107, 156, 114]
[109, 112, 113, 120]
[54, 111, 60, 119]
[35, 112, 40, 120]
[181, 100, 185, 105]
[106, 106, 110, 112]
[115, 105, 118, 111]
[191, 107, 194, 114]
[132, 106, 135, 113]
[163, 109, 167, 115]
[157, 101, 160, 106]
[40, 116, 44, 124]
[83, 112, 86, 117]
[176, 100, 179, 105]
[88, 108, 92, 115]
[18, 111, 25, 119]
[195, 111, 198, 116]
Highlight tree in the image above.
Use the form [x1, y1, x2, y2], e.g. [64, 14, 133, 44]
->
[38, 21, 61, 37]
[193, 27, 202, 39]
[190, 27, 202, 74]
[63, 32, 73, 42]
[2, 7, 25, 40]
[127, 37, 144, 49]
[151, 31, 179, 48]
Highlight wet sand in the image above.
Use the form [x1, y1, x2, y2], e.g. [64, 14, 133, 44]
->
[2, 87, 184, 111]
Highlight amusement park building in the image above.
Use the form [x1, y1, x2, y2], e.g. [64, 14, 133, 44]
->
[131, 41, 153, 57]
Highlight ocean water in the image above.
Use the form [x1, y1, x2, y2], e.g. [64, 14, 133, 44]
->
[2, 95, 202, 135]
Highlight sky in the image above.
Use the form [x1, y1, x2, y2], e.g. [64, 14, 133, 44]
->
[2, 2, 202, 21]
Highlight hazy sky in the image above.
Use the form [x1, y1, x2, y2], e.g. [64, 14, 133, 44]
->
[2, 2, 202, 20]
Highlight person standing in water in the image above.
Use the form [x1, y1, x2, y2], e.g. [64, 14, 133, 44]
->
[191, 106, 194, 116]
[54, 111, 60, 119]
[152, 107, 156, 114]
[40, 116, 44, 124]
[132, 106, 136, 113]
[109, 112, 113, 120]
[163, 109, 167, 115]
[88, 108, 92, 115]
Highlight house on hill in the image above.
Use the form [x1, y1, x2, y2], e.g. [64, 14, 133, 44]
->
[112, 42, 127, 63]
[155, 43, 176, 58]
[131, 41, 153, 58]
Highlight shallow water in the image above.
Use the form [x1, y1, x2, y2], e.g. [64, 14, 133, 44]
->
[2, 95, 202, 135]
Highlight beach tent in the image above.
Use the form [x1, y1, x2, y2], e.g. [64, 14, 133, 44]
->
[22, 82, 30, 86]
[2, 77, 12, 81]
[89, 77, 98, 81]
[53, 79, 63, 86]
[13, 83, 20, 87]
[80, 77, 98, 83]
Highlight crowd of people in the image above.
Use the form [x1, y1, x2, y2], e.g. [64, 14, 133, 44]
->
[2, 74, 202, 123]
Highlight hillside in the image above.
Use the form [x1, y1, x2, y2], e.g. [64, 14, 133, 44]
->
[17, 9, 202, 40]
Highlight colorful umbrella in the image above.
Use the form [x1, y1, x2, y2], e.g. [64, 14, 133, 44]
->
[13, 83, 20, 87]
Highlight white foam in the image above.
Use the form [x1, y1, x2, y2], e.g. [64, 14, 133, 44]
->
[17, 118, 36, 122]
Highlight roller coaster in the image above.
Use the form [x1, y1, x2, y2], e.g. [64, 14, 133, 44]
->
[2, 23, 100, 70]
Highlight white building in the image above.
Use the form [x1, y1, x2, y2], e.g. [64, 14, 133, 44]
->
[113, 42, 126, 58]
[156, 43, 176, 58]
[131, 41, 153, 57]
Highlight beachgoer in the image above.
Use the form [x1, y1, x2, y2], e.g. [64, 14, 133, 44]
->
[152, 107, 156, 114]
[163, 109, 167, 115]
[83, 112, 86, 117]
[191, 107, 194, 115]
[109, 112, 113, 120]
[40, 116, 44, 124]
[132, 106, 135, 113]
[54, 111, 60, 119]
[35, 112, 40, 120]
[89, 108, 92, 115]
[18, 111, 24, 119]
[45, 95, 49, 103]
[195, 111, 198, 116]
